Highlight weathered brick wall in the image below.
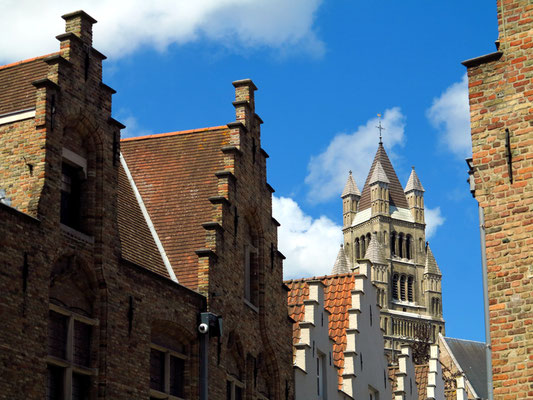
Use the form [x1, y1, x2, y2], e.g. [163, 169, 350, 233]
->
[465, 1, 533, 398]
[201, 80, 295, 400]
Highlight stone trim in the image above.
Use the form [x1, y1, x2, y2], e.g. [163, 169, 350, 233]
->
[461, 51, 503, 68]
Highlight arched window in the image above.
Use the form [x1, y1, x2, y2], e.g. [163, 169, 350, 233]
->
[47, 256, 97, 400]
[243, 219, 261, 308]
[355, 239, 360, 259]
[390, 232, 396, 256]
[398, 233, 404, 258]
[400, 275, 406, 301]
[407, 276, 414, 302]
[361, 236, 366, 257]
[405, 235, 411, 259]
[392, 274, 399, 300]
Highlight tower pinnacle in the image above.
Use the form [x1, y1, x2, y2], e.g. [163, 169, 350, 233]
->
[376, 114, 385, 144]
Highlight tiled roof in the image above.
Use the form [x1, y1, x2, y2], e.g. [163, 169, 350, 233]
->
[341, 171, 361, 197]
[331, 244, 351, 274]
[0, 54, 55, 115]
[286, 273, 356, 377]
[404, 167, 425, 193]
[358, 143, 408, 211]
[120, 126, 230, 290]
[415, 364, 429, 399]
[117, 163, 168, 277]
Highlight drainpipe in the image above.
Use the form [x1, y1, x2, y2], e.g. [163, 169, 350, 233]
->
[478, 206, 493, 400]
[199, 329, 208, 400]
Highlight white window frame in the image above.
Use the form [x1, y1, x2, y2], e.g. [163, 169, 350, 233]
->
[149, 344, 187, 400]
[47, 303, 98, 400]
[227, 374, 245, 400]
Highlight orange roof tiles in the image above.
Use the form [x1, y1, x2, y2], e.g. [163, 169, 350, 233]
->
[0, 53, 57, 115]
[120, 126, 230, 290]
[286, 273, 356, 376]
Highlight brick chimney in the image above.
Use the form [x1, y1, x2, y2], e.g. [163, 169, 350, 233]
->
[61, 10, 97, 46]
[232, 79, 257, 127]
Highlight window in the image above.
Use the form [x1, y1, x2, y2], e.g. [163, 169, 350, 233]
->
[244, 244, 259, 307]
[227, 375, 244, 400]
[316, 353, 327, 399]
[60, 162, 83, 229]
[407, 276, 414, 302]
[400, 275, 406, 301]
[149, 344, 186, 399]
[392, 274, 399, 300]
[46, 304, 97, 400]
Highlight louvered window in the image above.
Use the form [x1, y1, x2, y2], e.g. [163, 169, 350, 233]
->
[392, 274, 399, 300]
[407, 276, 414, 302]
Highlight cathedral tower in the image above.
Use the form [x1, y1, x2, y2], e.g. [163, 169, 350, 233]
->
[336, 142, 445, 355]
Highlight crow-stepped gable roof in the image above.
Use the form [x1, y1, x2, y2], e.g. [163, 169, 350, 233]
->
[358, 143, 409, 211]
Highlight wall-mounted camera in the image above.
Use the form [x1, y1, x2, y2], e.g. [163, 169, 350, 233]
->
[198, 312, 223, 337]
[198, 323, 209, 334]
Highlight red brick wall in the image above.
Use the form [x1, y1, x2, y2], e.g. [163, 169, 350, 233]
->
[465, 1, 533, 398]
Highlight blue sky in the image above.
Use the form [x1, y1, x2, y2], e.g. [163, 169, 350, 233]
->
[1, 1, 498, 342]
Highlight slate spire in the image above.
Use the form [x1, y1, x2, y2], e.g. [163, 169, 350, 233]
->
[364, 233, 387, 265]
[404, 166, 425, 193]
[332, 244, 351, 275]
[424, 243, 442, 275]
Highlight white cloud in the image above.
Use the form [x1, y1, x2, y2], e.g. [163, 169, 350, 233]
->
[273, 196, 342, 280]
[425, 206, 445, 239]
[427, 74, 471, 158]
[305, 108, 406, 203]
[117, 110, 153, 139]
[0, 0, 324, 64]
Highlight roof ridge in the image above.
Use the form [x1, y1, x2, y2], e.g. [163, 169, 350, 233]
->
[0, 52, 59, 71]
[284, 271, 356, 284]
[443, 336, 487, 345]
[121, 125, 228, 142]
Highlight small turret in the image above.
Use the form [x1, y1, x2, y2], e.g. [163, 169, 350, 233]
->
[423, 243, 443, 318]
[341, 171, 361, 227]
[404, 166, 425, 224]
[368, 161, 390, 217]
[331, 244, 351, 275]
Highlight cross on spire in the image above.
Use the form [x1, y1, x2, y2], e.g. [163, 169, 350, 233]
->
[376, 114, 385, 144]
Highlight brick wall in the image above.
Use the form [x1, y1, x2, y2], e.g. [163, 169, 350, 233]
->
[464, 0, 533, 398]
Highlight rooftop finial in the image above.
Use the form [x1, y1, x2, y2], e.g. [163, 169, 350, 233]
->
[376, 113, 385, 144]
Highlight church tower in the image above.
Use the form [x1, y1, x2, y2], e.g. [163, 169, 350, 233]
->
[336, 141, 445, 356]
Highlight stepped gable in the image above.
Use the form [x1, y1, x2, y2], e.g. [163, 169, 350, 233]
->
[286, 273, 356, 377]
[0, 54, 56, 115]
[120, 126, 230, 290]
[364, 233, 387, 265]
[331, 244, 351, 274]
[389, 364, 429, 399]
[117, 163, 168, 278]
[405, 167, 425, 192]
[341, 171, 361, 197]
[358, 143, 409, 211]
[424, 243, 442, 275]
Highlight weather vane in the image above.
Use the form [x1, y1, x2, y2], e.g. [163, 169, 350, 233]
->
[376, 114, 385, 144]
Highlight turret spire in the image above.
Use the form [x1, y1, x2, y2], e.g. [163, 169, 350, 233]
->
[332, 244, 351, 275]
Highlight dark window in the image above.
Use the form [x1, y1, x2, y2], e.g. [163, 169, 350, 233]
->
[169, 355, 185, 397]
[227, 381, 232, 400]
[392, 274, 399, 300]
[407, 276, 414, 302]
[72, 373, 90, 400]
[400, 275, 406, 301]
[48, 311, 68, 359]
[150, 349, 165, 392]
[60, 163, 83, 229]
[235, 386, 243, 400]
[46, 365, 64, 400]
[74, 321, 91, 367]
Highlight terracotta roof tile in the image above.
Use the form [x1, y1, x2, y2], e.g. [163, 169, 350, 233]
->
[285, 273, 357, 380]
[0, 54, 56, 115]
[117, 164, 168, 277]
[120, 127, 230, 290]
[415, 364, 429, 399]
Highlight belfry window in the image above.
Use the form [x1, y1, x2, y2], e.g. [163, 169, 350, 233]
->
[392, 274, 399, 300]
[407, 276, 414, 302]
[400, 275, 406, 301]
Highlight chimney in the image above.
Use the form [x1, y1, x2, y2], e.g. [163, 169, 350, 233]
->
[232, 79, 257, 127]
[62, 10, 97, 46]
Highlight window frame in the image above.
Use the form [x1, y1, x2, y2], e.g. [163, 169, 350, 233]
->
[149, 343, 188, 400]
[46, 303, 98, 400]
[226, 374, 245, 400]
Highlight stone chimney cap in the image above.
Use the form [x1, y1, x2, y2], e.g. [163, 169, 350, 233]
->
[62, 10, 97, 24]
[232, 79, 257, 91]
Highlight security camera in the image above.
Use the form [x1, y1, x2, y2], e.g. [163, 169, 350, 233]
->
[198, 323, 209, 334]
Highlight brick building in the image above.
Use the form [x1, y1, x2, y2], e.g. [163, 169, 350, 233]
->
[463, 0, 533, 398]
[0, 10, 293, 400]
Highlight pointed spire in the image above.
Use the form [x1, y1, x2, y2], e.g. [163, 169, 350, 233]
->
[369, 161, 389, 185]
[405, 166, 425, 193]
[358, 144, 408, 212]
[342, 171, 361, 197]
[424, 243, 442, 275]
[332, 244, 351, 275]
[364, 233, 387, 265]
